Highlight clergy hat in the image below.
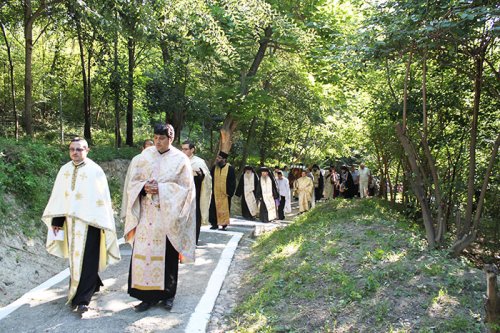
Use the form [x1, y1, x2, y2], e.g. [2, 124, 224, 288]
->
[218, 151, 229, 159]
[244, 165, 254, 171]
[259, 166, 270, 173]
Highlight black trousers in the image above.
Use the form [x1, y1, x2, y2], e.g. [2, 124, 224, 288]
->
[71, 226, 103, 306]
[278, 196, 286, 220]
[128, 236, 179, 303]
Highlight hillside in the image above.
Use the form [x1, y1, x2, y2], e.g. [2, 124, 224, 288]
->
[221, 199, 487, 333]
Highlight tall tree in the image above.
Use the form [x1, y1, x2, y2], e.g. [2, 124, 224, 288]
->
[22, 0, 63, 136]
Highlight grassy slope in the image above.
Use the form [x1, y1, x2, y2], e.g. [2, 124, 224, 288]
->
[229, 199, 486, 333]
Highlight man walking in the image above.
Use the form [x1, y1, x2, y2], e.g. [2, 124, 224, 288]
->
[125, 124, 196, 312]
[358, 162, 371, 198]
[42, 137, 121, 314]
[181, 140, 212, 244]
[276, 171, 291, 220]
[209, 151, 236, 230]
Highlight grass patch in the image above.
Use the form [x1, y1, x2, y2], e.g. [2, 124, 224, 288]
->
[228, 199, 487, 332]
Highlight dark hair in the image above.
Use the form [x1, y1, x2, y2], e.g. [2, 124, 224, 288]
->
[153, 123, 174, 138]
[182, 140, 195, 150]
[277, 171, 283, 175]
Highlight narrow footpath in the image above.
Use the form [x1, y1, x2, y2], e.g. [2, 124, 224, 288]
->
[0, 204, 298, 333]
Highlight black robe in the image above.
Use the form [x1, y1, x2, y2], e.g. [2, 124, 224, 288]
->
[256, 174, 279, 223]
[314, 170, 324, 201]
[52, 217, 103, 307]
[209, 163, 236, 227]
[235, 171, 260, 220]
[341, 171, 356, 199]
[193, 172, 204, 244]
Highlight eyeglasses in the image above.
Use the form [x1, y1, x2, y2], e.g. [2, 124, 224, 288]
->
[69, 148, 86, 152]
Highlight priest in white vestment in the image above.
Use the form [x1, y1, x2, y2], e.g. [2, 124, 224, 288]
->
[235, 165, 260, 220]
[181, 140, 212, 244]
[42, 137, 121, 314]
[125, 124, 196, 312]
[294, 169, 314, 213]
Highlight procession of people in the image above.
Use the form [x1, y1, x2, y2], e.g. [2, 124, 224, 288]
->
[42, 123, 375, 316]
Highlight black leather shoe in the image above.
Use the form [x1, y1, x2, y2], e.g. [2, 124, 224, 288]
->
[76, 304, 89, 313]
[134, 301, 152, 312]
[161, 298, 174, 311]
[209, 226, 218, 230]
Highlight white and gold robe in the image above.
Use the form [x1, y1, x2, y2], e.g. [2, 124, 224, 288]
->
[120, 153, 142, 220]
[260, 176, 277, 221]
[41, 158, 121, 303]
[294, 176, 314, 213]
[190, 155, 212, 225]
[125, 146, 196, 291]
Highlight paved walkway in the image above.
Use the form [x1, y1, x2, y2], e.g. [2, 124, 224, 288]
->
[0, 215, 293, 333]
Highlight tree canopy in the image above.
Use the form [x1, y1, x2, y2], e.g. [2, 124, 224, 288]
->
[0, 0, 498, 257]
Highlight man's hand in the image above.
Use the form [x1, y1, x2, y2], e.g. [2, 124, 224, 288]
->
[145, 179, 159, 194]
[52, 226, 62, 236]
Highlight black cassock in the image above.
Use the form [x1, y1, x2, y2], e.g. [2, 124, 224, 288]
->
[208, 163, 236, 227]
[52, 216, 103, 307]
[234, 170, 260, 220]
[256, 174, 279, 223]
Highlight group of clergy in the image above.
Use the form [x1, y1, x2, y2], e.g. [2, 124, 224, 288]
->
[40, 124, 296, 317]
[44, 123, 367, 317]
[234, 166, 292, 222]
[42, 124, 201, 315]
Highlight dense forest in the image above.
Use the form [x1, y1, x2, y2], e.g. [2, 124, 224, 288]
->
[0, 1, 498, 261]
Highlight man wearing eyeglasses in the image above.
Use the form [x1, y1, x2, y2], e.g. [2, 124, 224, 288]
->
[41, 137, 121, 315]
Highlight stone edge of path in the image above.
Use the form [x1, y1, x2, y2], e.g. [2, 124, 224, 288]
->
[185, 228, 243, 332]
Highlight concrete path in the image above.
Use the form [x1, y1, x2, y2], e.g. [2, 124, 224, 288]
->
[0, 216, 291, 333]
[0, 227, 244, 333]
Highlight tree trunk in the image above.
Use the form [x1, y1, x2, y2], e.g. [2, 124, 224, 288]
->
[461, 55, 484, 238]
[0, 21, 18, 140]
[383, 154, 393, 202]
[23, 0, 34, 136]
[394, 159, 401, 203]
[259, 118, 269, 166]
[113, 23, 121, 148]
[396, 123, 436, 249]
[402, 51, 413, 133]
[484, 264, 500, 333]
[422, 50, 428, 139]
[238, 116, 257, 172]
[126, 36, 135, 146]
[451, 133, 500, 256]
[219, 26, 272, 154]
[76, 19, 91, 144]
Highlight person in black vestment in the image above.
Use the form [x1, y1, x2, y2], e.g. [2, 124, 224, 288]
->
[340, 165, 356, 199]
[235, 166, 260, 220]
[209, 151, 237, 230]
[256, 167, 279, 222]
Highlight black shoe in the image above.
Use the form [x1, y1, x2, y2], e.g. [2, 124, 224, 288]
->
[161, 298, 174, 311]
[76, 304, 89, 313]
[209, 225, 218, 230]
[134, 301, 152, 312]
